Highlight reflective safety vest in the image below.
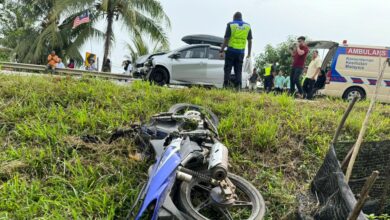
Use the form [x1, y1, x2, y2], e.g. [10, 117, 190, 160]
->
[264, 64, 272, 76]
[228, 21, 251, 51]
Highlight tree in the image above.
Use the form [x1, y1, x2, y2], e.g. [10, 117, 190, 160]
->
[255, 36, 312, 76]
[0, 0, 104, 65]
[126, 34, 169, 64]
[0, 1, 35, 51]
[0, 47, 11, 61]
[58, 0, 170, 71]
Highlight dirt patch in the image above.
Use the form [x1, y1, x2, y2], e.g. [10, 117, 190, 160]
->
[63, 135, 143, 161]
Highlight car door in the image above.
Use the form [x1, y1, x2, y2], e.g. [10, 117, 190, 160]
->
[206, 47, 225, 88]
[171, 46, 208, 85]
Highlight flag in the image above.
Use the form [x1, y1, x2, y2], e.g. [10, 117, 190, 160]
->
[72, 11, 90, 29]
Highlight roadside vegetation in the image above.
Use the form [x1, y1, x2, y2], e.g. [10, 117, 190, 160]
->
[0, 75, 389, 219]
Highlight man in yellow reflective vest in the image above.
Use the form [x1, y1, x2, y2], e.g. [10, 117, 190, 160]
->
[264, 63, 273, 93]
[220, 12, 252, 89]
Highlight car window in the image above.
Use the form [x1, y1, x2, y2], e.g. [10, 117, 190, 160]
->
[209, 48, 222, 60]
[180, 47, 206, 59]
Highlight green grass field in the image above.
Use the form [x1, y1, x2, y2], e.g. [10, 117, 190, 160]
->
[0, 75, 389, 219]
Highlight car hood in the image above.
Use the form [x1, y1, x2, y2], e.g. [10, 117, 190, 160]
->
[136, 52, 167, 64]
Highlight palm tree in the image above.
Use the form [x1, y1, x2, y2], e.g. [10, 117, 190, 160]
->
[126, 34, 169, 64]
[1, 0, 103, 65]
[57, 0, 170, 71]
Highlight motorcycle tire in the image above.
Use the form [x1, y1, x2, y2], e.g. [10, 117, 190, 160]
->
[168, 103, 219, 128]
[177, 173, 266, 220]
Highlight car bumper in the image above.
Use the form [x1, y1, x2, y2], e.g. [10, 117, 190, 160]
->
[133, 66, 152, 79]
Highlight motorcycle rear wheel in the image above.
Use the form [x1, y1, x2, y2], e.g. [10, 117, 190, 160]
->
[177, 173, 265, 220]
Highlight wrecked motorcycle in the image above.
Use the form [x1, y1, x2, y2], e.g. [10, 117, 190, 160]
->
[109, 104, 266, 220]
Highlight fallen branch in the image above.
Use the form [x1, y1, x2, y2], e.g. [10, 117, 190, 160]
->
[332, 96, 358, 146]
[348, 171, 379, 220]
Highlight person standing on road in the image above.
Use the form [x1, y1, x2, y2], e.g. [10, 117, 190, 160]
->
[220, 12, 252, 90]
[87, 59, 97, 71]
[274, 71, 285, 94]
[68, 59, 75, 69]
[263, 63, 273, 93]
[102, 58, 111, 72]
[123, 60, 132, 75]
[248, 68, 259, 91]
[303, 50, 322, 99]
[290, 36, 309, 97]
[284, 72, 290, 92]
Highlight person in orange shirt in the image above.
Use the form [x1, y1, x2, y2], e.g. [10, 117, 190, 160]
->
[47, 50, 59, 73]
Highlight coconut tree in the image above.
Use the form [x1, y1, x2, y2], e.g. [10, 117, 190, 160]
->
[1, 0, 104, 64]
[126, 34, 169, 64]
[57, 0, 170, 71]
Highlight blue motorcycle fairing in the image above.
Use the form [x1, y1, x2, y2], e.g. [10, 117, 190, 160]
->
[135, 138, 182, 220]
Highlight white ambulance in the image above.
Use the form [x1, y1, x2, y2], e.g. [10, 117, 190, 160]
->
[308, 41, 390, 103]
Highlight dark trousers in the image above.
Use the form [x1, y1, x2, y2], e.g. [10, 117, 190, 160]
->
[303, 78, 316, 99]
[46, 65, 56, 74]
[224, 50, 244, 89]
[274, 87, 283, 94]
[290, 67, 303, 95]
[314, 75, 326, 92]
[264, 75, 273, 93]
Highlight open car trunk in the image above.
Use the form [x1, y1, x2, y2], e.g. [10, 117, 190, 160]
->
[307, 41, 338, 49]
[307, 41, 339, 70]
[307, 41, 340, 90]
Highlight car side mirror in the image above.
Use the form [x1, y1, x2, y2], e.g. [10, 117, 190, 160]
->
[169, 52, 181, 59]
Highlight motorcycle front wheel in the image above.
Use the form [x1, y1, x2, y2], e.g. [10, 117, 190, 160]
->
[168, 103, 219, 128]
[177, 173, 266, 220]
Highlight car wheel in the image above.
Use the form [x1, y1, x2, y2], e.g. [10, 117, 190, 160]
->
[150, 67, 169, 86]
[343, 87, 366, 102]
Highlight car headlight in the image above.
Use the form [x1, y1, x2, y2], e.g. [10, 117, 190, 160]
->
[145, 58, 154, 67]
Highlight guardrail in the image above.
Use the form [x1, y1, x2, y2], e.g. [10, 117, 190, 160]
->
[0, 62, 132, 81]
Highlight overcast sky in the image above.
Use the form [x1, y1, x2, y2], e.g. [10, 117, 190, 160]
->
[82, 0, 390, 72]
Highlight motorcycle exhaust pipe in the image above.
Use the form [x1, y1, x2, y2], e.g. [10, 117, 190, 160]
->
[208, 142, 229, 180]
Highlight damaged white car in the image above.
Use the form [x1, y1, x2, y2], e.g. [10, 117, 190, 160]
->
[135, 35, 249, 88]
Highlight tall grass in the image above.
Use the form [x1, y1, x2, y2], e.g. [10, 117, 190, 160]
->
[0, 75, 389, 219]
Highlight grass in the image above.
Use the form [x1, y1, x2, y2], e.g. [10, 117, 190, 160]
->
[0, 74, 389, 219]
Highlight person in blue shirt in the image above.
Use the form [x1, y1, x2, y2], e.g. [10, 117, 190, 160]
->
[56, 58, 65, 69]
[274, 71, 285, 94]
[284, 73, 291, 93]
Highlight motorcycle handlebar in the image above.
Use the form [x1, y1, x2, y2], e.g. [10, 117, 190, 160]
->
[152, 113, 218, 136]
[152, 114, 199, 121]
